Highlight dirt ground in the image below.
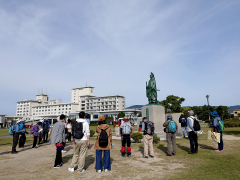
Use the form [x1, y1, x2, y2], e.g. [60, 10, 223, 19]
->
[0, 138, 186, 180]
[1, 134, 240, 180]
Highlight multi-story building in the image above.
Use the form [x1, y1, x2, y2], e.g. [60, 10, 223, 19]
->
[16, 86, 133, 122]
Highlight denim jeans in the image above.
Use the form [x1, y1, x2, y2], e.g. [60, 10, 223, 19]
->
[181, 126, 189, 137]
[189, 131, 198, 153]
[218, 132, 223, 150]
[95, 150, 111, 170]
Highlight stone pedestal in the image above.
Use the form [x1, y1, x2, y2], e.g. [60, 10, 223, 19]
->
[141, 105, 165, 135]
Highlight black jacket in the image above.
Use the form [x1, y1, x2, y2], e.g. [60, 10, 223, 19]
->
[179, 114, 187, 127]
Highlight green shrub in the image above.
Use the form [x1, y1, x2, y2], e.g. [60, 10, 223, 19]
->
[153, 135, 160, 144]
[131, 132, 143, 143]
[90, 130, 95, 137]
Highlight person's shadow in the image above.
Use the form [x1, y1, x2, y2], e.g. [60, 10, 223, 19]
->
[198, 144, 215, 150]
[176, 143, 190, 153]
[85, 155, 95, 170]
[157, 144, 167, 154]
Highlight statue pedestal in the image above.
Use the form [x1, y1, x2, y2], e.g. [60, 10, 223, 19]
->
[141, 105, 165, 135]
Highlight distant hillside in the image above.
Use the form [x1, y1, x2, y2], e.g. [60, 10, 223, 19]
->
[127, 105, 240, 113]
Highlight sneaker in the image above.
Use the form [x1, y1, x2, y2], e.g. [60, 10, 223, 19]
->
[172, 153, 176, 156]
[68, 168, 74, 172]
[215, 150, 223, 152]
[166, 154, 172, 156]
[54, 165, 61, 168]
[215, 149, 219, 152]
[62, 150, 66, 153]
[32, 147, 37, 149]
[127, 155, 131, 158]
[122, 155, 125, 158]
[97, 170, 101, 173]
[149, 155, 154, 158]
[77, 169, 85, 173]
[11, 151, 18, 154]
[104, 169, 108, 172]
[142, 155, 148, 158]
[60, 162, 63, 166]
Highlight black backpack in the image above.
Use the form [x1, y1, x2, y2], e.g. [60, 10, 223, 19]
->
[99, 129, 108, 147]
[72, 121, 84, 139]
[193, 118, 201, 131]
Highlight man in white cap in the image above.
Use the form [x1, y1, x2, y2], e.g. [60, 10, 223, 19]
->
[11, 119, 24, 154]
[38, 119, 44, 144]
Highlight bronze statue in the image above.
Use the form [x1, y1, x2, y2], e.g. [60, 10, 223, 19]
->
[146, 72, 159, 104]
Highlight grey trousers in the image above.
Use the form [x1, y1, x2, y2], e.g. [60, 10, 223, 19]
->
[166, 133, 176, 154]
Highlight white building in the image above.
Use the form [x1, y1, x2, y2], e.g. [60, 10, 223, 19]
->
[16, 86, 132, 122]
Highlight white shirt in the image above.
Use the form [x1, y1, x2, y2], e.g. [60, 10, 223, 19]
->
[75, 118, 90, 141]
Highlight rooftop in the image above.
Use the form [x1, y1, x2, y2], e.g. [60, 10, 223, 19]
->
[72, 86, 95, 90]
[87, 95, 124, 99]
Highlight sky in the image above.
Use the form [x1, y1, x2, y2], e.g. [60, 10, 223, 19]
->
[0, 0, 240, 115]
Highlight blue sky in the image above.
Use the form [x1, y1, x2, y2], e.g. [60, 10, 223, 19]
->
[0, 0, 240, 115]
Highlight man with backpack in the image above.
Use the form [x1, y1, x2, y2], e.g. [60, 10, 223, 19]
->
[68, 111, 90, 173]
[120, 118, 132, 158]
[11, 119, 23, 154]
[19, 119, 27, 148]
[163, 114, 178, 156]
[43, 118, 50, 143]
[211, 111, 224, 152]
[142, 117, 154, 158]
[179, 113, 189, 138]
[187, 110, 199, 154]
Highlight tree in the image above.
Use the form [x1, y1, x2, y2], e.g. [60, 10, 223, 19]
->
[199, 105, 216, 122]
[138, 113, 142, 117]
[117, 111, 125, 118]
[159, 95, 185, 113]
[216, 106, 230, 120]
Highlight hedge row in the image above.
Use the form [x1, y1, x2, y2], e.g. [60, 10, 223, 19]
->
[224, 121, 240, 127]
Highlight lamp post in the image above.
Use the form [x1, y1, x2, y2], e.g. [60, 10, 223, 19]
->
[206, 95, 210, 121]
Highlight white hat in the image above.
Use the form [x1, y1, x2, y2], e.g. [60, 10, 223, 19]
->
[40, 119, 44, 123]
[16, 119, 21, 123]
[57, 116, 60, 121]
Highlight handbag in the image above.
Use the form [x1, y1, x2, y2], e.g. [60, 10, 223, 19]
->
[208, 131, 220, 143]
[56, 142, 64, 151]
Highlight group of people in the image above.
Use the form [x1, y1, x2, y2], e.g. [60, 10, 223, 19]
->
[11, 109, 224, 173]
[163, 110, 224, 157]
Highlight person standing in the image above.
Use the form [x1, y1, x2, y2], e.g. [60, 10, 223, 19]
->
[179, 113, 189, 138]
[50, 114, 66, 168]
[38, 119, 44, 145]
[68, 111, 90, 173]
[120, 118, 132, 158]
[163, 114, 178, 156]
[94, 116, 112, 173]
[187, 110, 198, 154]
[11, 119, 23, 154]
[43, 119, 50, 143]
[32, 122, 40, 148]
[66, 119, 72, 142]
[19, 120, 27, 148]
[211, 111, 224, 152]
[142, 117, 154, 158]
[85, 114, 90, 126]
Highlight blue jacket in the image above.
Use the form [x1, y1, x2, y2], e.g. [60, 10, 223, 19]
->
[19, 122, 26, 133]
[14, 123, 21, 133]
[43, 121, 50, 132]
[85, 118, 90, 125]
[213, 117, 221, 132]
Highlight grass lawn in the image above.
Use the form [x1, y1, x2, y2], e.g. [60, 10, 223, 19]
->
[0, 129, 10, 136]
[1, 127, 240, 179]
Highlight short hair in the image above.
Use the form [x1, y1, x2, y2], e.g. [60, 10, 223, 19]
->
[60, 114, 66, 120]
[98, 120, 106, 125]
[68, 119, 71, 123]
[79, 111, 85, 118]
[86, 114, 90, 119]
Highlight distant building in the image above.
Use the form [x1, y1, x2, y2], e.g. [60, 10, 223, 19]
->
[233, 109, 240, 117]
[15, 87, 138, 122]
